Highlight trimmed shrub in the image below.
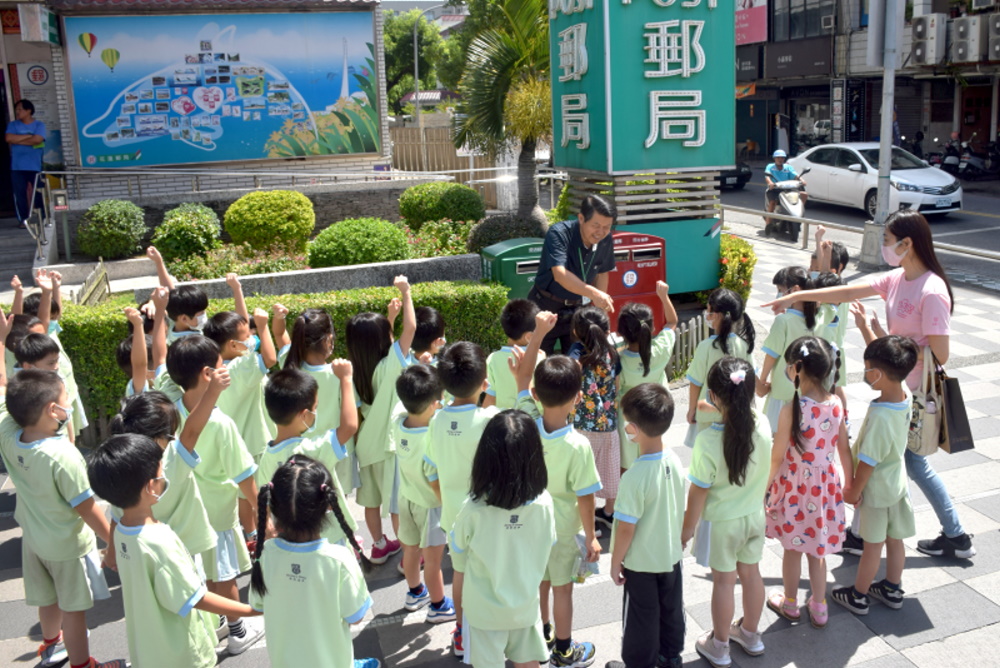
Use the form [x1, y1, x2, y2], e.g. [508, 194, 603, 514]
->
[545, 182, 572, 224]
[308, 217, 409, 268]
[467, 213, 549, 254]
[695, 234, 757, 304]
[151, 203, 222, 263]
[398, 182, 486, 231]
[406, 219, 474, 259]
[59, 281, 509, 445]
[169, 242, 308, 281]
[77, 199, 146, 259]
[224, 190, 315, 253]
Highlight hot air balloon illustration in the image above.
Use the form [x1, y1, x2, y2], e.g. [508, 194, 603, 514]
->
[101, 48, 120, 73]
[78, 33, 97, 57]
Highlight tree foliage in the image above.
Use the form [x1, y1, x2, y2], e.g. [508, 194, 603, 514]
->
[383, 10, 445, 114]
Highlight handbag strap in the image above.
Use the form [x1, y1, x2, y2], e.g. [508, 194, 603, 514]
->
[921, 346, 933, 394]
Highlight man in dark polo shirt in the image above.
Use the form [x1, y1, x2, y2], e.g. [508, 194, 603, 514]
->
[529, 194, 617, 354]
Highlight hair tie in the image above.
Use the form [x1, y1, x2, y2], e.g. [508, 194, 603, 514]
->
[320, 484, 329, 493]
[730, 369, 747, 385]
[267, 482, 273, 490]
[800, 343, 810, 358]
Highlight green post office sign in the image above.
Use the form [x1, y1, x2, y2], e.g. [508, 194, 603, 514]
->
[550, 0, 735, 174]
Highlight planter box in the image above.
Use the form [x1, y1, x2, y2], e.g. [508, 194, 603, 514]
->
[133, 253, 482, 302]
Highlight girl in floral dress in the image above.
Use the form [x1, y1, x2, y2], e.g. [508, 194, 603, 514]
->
[765, 336, 853, 629]
[567, 306, 621, 528]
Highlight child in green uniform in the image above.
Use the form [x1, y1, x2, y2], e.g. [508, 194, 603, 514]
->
[118, 300, 167, 397]
[450, 411, 556, 668]
[166, 335, 264, 654]
[510, 310, 600, 667]
[483, 298, 545, 409]
[259, 367, 360, 547]
[0, 363, 123, 668]
[833, 335, 919, 615]
[87, 433, 262, 668]
[251, 456, 380, 668]
[607, 383, 685, 668]
[424, 341, 499, 658]
[347, 275, 417, 564]
[392, 364, 457, 622]
[757, 267, 819, 434]
[616, 280, 677, 470]
[682, 357, 771, 668]
[412, 305, 448, 360]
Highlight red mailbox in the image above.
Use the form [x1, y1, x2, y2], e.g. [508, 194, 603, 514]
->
[606, 231, 667, 332]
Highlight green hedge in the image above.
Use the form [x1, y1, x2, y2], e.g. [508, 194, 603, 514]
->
[59, 281, 508, 442]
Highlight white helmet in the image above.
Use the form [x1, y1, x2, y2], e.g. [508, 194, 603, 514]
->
[773, 149, 787, 158]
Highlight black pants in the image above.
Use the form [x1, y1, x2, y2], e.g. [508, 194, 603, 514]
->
[528, 288, 580, 355]
[622, 564, 684, 668]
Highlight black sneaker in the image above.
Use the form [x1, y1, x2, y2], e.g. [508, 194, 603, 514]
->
[916, 532, 976, 559]
[595, 508, 614, 528]
[832, 586, 869, 616]
[842, 528, 864, 557]
[550, 641, 596, 668]
[869, 580, 904, 610]
[544, 625, 555, 653]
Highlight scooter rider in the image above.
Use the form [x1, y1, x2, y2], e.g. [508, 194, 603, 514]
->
[764, 149, 807, 237]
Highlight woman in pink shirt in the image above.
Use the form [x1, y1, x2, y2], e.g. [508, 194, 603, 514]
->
[764, 210, 975, 560]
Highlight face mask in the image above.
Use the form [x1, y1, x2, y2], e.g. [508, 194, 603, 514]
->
[48, 321, 62, 336]
[808, 270, 820, 280]
[54, 403, 73, 431]
[623, 422, 638, 443]
[150, 476, 170, 503]
[194, 313, 208, 330]
[881, 240, 908, 267]
[301, 409, 318, 435]
[240, 336, 257, 355]
[864, 368, 882, 389]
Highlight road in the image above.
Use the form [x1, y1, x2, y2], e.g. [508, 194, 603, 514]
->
[721, 177, 1000, 285]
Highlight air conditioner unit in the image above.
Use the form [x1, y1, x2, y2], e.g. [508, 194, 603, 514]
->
[990, 35, 1000, 60]
[821, 14, 835, 30]
[988, 12, 1000, 37]
[912, 13, 948, 65]
[973, 0, 997, 11]
[952, 15, 988, 62]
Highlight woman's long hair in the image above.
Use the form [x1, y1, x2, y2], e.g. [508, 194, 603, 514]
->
[887, 210, 954, 314]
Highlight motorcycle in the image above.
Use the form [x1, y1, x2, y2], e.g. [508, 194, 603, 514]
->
[959, 132, 989, 180]
[764, 167, 811, 243]
[939, 137, 962, 175]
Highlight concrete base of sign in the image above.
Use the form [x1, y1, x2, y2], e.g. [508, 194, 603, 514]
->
[131, 253, 481, 303]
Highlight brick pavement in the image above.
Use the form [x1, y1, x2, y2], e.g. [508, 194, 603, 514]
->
[1, 229, 999, 667]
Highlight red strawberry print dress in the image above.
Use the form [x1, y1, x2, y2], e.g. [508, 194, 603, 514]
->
[765, 396, 846, 557]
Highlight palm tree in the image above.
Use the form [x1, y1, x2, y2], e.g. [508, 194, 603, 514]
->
[452, 0, 550, 225]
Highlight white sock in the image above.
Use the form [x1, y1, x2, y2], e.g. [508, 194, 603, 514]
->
[374, 536, 387, 549]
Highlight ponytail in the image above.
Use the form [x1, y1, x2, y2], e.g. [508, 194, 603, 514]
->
[284, 309, 334, 371]
[707, 288, 755, 355]
[739, 315, 756, 354]
[616, 302, 653, 376]
[790, 361, 806, 454]
[783, 336, 836, 454]
[250, 483, 270, 598]
[831, 345, 842, 394]
[573, 306, 619, 371]
[706, 357, 757, 486]
[325, 484, 372, 573]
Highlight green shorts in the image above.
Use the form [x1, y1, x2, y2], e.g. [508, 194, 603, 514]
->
[398, 498, 446, 549]
[203, 528, 251, 583]
[466, 622, 548, 667]
[22, 545, 111, 612]
[544, 535, 581, 587]
[357, 458, 400, 513]
[859, 495, 916, 544]
[708, 510, 765, 572]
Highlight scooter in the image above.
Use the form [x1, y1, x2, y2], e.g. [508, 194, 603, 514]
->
[940, 137, 961, 175]
[959, 132, 989, 180]
[764, 168, 810, 242]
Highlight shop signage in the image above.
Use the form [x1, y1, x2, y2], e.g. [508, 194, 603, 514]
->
[736, 45, 760, 82]
[830, 78, 866, 143]
[764, 37, 832, 79]
[736, 0, 767, 45]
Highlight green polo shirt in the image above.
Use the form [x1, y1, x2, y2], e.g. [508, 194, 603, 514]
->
[536, 417, 602, 537]
[216, 353, 272, 459]
[612, 448, 685, 573]
[618, 328, 676, 392]
[686, 334, 753, 424]
[356, 341, 411, 468]
[816, 302, 849, 388]
[391, 416, 441, 510]
[761, 309, 816, 402]
[853, 398, 912, 508]
[486, 347, 547, 410]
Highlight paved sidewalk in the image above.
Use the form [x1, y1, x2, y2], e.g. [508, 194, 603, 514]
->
[1, 229, 998, 667]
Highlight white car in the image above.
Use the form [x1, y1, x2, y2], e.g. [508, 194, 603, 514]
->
[788, 142, 962, 218]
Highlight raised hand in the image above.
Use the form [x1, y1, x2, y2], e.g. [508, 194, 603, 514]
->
[272, 303, 289, 320]
[331, 358, 353, 379]
[209, 366, 231, 393]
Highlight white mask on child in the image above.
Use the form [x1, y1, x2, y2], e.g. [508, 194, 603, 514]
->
[301, 409, 318, 435]
[150, 476, 170, 503]
[194, 313, 208, 330]
[623, 422, 638, 442]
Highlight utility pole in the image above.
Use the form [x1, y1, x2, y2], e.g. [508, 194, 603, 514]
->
[414, 4, 444, 171]
[860, 0, 905, 270]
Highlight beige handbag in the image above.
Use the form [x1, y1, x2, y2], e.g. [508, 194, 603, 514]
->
[907, 346, 942, 456]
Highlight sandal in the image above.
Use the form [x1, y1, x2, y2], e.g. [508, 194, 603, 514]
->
[807, 596, 829, 628]
[767, 591, 800, 621]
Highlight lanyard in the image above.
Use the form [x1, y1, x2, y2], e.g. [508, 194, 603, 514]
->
[578, 245, 597, 282]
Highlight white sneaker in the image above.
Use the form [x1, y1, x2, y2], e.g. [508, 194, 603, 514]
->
[728, 618, 764, 656]
[695, 631, 731, 668]
[227, 617, 265, 655]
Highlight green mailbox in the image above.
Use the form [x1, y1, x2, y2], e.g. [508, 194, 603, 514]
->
[480, 237, 547, 299]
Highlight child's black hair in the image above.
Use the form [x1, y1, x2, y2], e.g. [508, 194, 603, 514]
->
[165, 285, 209, 321]
[500, 299, 540, 341]
[165, 335, 220, 391]
[396, 364, 443, 415]
[14, 333, 60, 366]
[345, 312, 391, 406]
[109, 391, 179, 442]
[621, 383, 675, 437]
[116, 333, 154, 377]
[284, 309, 334, 370]
[203, 311, 247, 348]
[707, 288, 755, 354]
[863, 335, 919, 382]
[784, 336, 840, 454]
[533, 355, 582, 407]
[570, 305, 619, 371]
[87, 433, 164, 509]
[412, 306, 445, 354]
[251, 455, 370, 597]
[812, 271, 843, 289]
[437, 341, 487, 399]
[6, 370, 64, 428]
[706, 357, 758, 486]
[469, 410, 547, 510]
[22, 292, 60, 320]
[265, 368, 319, 425]
[617, 302, 654, 377]
[830, 242, 849, 274]
[773, 266, 818, 329]
[6, 314, 42, 352]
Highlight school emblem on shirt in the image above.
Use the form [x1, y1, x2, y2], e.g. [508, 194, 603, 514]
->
[292, 563, 300, 575]
[400, 438, 409, 452]
[288, 563, 306, 583]
[447, 421, 461, 436]
[451, 421, 458, 431]
[16, 455, 24, 468]
[505, 514, 522, 530]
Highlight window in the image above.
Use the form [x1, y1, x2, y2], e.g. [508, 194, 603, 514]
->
[774, 0, 835, 40]
[790, 0, 805, 39]
[773, 0, 790, 41]
[836, 150, 864, 170]
[807, 148, 837, 165]
[858, 148, 925, 170]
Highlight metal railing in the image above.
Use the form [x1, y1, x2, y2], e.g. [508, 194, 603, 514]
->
[719, 204, 1000, 263]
